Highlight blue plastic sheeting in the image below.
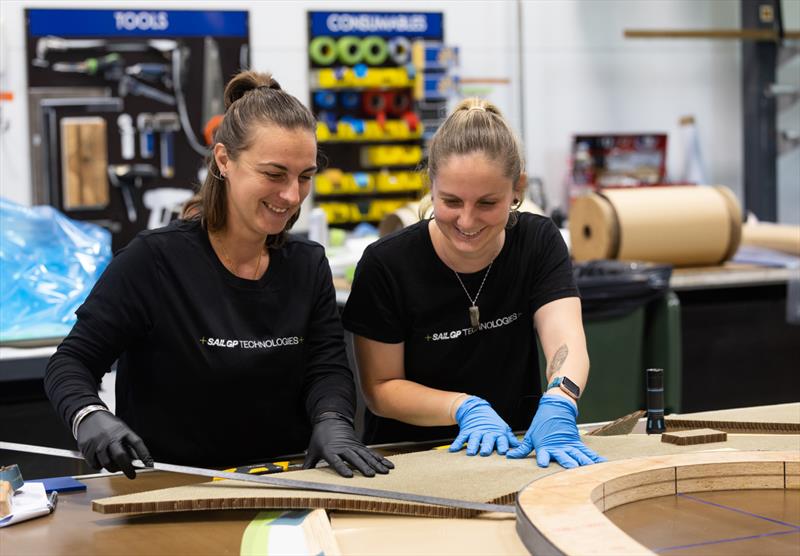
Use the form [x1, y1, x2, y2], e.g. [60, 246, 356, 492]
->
[0, 198, 111, 344]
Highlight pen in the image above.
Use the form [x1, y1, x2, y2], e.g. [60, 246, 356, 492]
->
[47, 491, 58, 514]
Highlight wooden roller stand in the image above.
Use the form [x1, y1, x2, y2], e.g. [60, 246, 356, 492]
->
[516, 450, 799, 556]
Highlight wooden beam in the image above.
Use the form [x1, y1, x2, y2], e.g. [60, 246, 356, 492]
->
[624, 29, 800, 41]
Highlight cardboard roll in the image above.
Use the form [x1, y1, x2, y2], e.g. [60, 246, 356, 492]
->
[569, 185, 742, 266]
[741, 222, 800, 256]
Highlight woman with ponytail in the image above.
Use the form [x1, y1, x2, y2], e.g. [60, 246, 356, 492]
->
[45, 70, 393, 479]
[344, 98, 605, 470]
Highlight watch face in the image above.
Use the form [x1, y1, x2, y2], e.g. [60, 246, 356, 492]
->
[561, 377, 581, 398]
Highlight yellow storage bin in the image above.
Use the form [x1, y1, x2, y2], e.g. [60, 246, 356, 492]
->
[375, 171, 424, 193]
[362, 145, 423, 167]
[317, 202, 354, 225]
[311, 68, 412, 90]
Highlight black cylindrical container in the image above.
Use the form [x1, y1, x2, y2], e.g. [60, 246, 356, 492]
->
[646, 368, 666, 434]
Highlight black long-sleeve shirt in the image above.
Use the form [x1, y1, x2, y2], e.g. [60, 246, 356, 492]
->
[45, 219, 355, 467]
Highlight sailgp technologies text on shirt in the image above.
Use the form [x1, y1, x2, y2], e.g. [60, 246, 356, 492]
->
[199, 336, 304, 349]
[424, 312, 523, 342]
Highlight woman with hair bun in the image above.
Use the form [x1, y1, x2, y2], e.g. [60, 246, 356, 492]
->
[45, 70, 393, 479]
[343, 98, 605, 470]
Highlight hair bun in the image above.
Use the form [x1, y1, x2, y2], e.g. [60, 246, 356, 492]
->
[224, 70, 280, 109]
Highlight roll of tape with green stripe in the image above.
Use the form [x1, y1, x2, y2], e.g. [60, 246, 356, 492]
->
[309, 36, 337, 66]
[361, 35, 389, 65]
[337, 36, 363, 65]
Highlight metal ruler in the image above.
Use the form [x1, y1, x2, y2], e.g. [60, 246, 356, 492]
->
[0, 441, 514, 514]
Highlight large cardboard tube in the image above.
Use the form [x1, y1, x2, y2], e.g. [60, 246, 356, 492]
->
[741, 222, 800, 256]
[569, 185, 742, 266]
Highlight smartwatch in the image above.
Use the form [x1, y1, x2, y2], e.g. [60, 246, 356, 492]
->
[546, 376, 581, 400]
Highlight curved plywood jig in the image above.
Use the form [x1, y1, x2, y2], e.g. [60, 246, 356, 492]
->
[516, 451, 799, 556]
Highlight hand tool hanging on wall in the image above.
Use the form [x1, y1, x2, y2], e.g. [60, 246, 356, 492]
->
[34, 36, 178, 68]
[51, 53, 122, 75]
[171, 47, 208, 156]
[116, 114, 135, 160]
[153, 113, 181, 179]
[118, 75, 175, 106]
[48, 52, 176, 107]
[107, 163, 157, 222]
[125, 63, 172, 88]
[201, 37, 224, 132]
[33, 37, 109, 67]
[137, 113, 155, 159]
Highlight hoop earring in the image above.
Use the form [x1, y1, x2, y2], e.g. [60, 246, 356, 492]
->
[209, 169, 226, 181]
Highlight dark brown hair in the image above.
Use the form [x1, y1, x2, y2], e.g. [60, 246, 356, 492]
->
[183, 70, 316, 248]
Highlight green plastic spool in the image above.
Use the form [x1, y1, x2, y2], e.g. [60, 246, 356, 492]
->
[309, 36, 337, 66]
[337, 36, 363, 65]
[361, 35, 389, 66]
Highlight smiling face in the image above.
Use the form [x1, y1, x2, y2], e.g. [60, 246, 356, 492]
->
[431, 151, 520, 265]
[214, 124, 317, 240]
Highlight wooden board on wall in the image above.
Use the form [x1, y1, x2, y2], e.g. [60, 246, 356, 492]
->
[60, 117, 109, 210]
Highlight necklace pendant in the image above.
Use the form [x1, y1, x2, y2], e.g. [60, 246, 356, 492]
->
[469, 305, 480, 329]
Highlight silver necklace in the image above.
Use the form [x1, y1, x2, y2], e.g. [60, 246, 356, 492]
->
[453, 261, 493, 330]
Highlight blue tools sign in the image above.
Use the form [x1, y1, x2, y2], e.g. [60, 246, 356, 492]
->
[309, 11, 442, 38]
[28, 9, 248, 37]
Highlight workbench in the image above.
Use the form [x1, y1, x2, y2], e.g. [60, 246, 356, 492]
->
[3, 404, 797, 555]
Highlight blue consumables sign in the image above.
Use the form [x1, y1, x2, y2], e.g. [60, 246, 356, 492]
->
[309, 11, 442, 38]
[28, 9, 248, 37]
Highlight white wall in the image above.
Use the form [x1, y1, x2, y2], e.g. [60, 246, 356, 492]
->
[0, 0, 751, 222]
[0, 0, 520, 211]
[521, 0, 743, 212]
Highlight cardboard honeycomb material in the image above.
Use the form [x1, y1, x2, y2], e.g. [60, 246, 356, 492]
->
[661, 428, 728, 445]
[92, 434, 800, 518]
[517, 450, 798, 556]
[586, 410, 646, 436]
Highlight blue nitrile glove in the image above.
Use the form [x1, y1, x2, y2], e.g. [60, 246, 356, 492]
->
[506, 394, 607, 468]
[449, 396, 520, 456]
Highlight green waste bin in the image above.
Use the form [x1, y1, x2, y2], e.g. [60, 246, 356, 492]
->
[539, 261, 681, 423]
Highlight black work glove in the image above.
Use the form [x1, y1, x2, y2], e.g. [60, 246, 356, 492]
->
[303, 412, 394, 478]
[77, 411, 153, 479]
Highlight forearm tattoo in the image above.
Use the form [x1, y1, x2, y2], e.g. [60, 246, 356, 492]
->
[546, 344, 568, 380]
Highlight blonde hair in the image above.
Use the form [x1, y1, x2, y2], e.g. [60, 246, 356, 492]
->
[427, 98, 524, 186]
[183, 70, 317, 248]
